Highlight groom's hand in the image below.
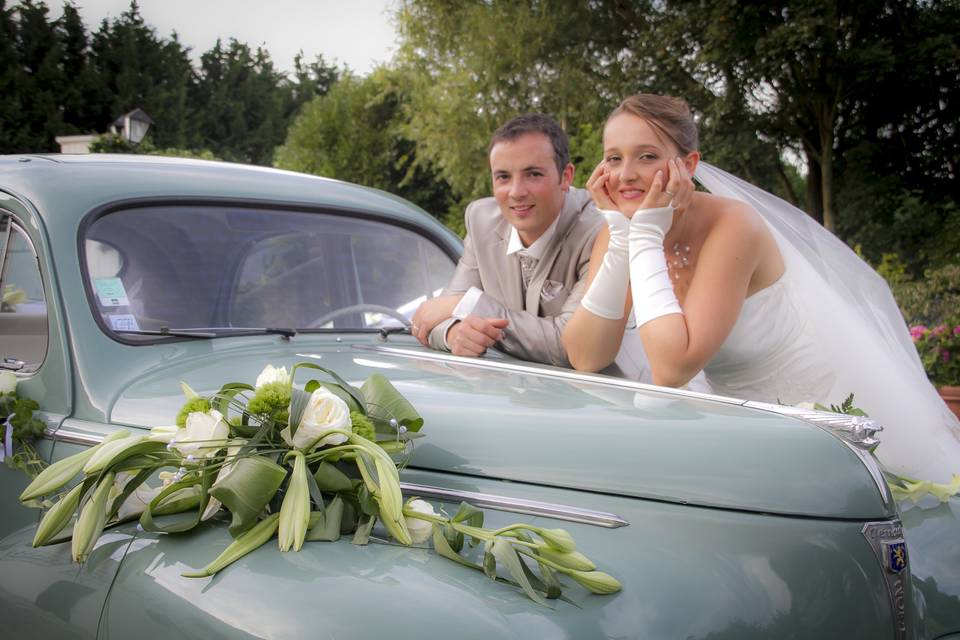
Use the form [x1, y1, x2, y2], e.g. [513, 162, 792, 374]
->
[447, 316, 509, 357]
[412, 295, 463, 345]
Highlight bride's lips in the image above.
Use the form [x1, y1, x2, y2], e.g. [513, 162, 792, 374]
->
[618, 189, 645, 200]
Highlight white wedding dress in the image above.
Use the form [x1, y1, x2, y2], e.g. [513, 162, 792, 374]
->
[619, 163, 960, 482]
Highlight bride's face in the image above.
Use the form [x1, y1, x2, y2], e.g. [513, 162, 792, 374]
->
[602, 113, 697, 215]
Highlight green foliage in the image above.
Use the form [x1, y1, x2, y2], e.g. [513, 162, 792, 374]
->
[274, 68, 454, 219]
[814, 393, 867, 417]
[246, 381, 291, 424]
[885, 263, 960, 328]
[175, 397, 212, 428]
[0, 391, 46, 476]
[88, 132, 218, 159]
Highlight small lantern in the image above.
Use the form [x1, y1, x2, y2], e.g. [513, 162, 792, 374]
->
[112, 108, 154, 144]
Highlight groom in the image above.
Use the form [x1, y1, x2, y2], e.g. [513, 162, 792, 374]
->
[411, 114, 603, 367]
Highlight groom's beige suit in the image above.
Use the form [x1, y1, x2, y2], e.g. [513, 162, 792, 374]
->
[428, 187, 603, 367]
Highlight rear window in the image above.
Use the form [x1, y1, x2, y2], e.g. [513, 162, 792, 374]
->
[82, 205, 455, 337]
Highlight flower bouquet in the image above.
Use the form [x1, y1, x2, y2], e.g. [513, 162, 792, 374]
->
[20, 362, 619, 605]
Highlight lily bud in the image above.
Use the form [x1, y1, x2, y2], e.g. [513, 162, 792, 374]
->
[83, 434, 146, 475]
[33, 482, 84, 547]
[278, 451, 310, 552]
[537, 547, 596, 572]
[374, 456, 410, 545]
[565, 569, 622, 595]
[537, 527, 576, 553]
[72, 471, 115, 563]
[182, 513, 280, 578]
[20, 431, 128, 502]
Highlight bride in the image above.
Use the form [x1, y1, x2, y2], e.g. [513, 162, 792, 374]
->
[562, 93, 960, 482]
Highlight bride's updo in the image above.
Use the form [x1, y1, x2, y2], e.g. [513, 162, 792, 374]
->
[607, 94, 699, 155]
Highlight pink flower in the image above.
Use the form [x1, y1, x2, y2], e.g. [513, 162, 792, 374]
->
[933, 324, 948, 336]
[909, 325, 928, 341]
[954, 326, 960, 336]
[942, 349, 951, 363]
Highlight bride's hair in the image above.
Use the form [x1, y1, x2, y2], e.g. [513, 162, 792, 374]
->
[608, 95, 699, 155]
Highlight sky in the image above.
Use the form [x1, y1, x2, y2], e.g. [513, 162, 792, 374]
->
[48, 0, 400, 75]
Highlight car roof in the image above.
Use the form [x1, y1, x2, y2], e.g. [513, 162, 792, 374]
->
[0, 154, 456, 244]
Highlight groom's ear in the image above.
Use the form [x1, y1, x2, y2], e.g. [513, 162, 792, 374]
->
[560, 163, 575, 191]
[684, 152, 701, 176]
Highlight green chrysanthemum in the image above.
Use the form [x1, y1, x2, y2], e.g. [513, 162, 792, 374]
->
[176, 397, 212, 427]
[350, 411, 376, 441]
[247, 381, 291, 424]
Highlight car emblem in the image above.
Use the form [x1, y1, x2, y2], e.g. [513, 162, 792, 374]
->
[862, 520, 909, 640]
[885, 541, 907, 574]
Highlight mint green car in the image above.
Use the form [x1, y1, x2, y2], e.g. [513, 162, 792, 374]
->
[1, 154, 957, 640]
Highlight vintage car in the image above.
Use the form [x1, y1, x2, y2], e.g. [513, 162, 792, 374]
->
[0, 154, 957, 640]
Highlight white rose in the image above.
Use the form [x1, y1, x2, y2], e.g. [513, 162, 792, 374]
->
[173, 410, 229, 458]
[280, 387, 350, 450]
[403, 499, 438, 544]
[256, 364, 291, 388]
[0, 371, 17, 395]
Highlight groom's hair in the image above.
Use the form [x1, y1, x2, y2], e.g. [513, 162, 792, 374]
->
[489, 114, 570, 178]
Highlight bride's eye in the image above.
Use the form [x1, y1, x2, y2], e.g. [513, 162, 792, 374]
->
[604, 155, 621, 164]
[639, 153, 658, 161]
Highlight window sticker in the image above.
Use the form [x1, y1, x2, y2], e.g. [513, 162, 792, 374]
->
[94, 277, 130, 307]
[107, 314, 140, 331]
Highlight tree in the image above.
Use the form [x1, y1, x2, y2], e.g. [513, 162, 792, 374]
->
[274, 69, 453, 220]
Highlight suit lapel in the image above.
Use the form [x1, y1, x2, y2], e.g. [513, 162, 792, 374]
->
[524, 192, 581, 310]
[493, 217, 524, 311]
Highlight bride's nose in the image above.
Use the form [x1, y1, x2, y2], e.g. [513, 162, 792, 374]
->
[619, 158, 639, 183]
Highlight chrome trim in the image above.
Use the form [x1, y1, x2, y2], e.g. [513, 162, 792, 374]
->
[400, 482, 629, 528]
[861, 520, 909, 640]
[44, 426, 105, 447]
[40, 427, 629, 528]
[352, 344, 742, 404]
[744, 401, 893, 509]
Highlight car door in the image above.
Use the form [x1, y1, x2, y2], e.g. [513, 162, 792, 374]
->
[0, 200, 127, 640]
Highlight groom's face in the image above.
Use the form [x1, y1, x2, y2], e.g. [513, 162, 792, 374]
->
[489, 132, 574, 247]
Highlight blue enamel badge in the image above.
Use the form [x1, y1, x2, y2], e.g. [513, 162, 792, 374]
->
[885, 542, 907, 574]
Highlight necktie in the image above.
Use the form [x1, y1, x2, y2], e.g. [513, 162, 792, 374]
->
[518, 252, 538, 294]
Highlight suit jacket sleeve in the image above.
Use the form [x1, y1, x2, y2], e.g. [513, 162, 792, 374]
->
[427, 202, 483, 351]
[470, 227, 597, 368]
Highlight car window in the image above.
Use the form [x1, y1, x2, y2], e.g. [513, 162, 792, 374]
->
[0, 218, 48, 371]
[83, 205, 456, 336]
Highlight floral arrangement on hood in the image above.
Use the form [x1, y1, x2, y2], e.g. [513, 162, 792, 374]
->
[19, 362, 620, 605]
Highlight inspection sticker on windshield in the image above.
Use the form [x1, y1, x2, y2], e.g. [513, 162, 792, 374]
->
[108, 314, 140, 331]
[94, 277, 129, 307]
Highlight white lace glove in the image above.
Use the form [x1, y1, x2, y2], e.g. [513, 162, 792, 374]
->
[629, 206, 682, 327]
[581, 209, 631, 319]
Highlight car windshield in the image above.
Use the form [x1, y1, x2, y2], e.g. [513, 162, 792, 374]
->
[83, 205, 456, 338]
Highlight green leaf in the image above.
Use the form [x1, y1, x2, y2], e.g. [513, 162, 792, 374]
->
[212, 383, 255, 419]
[208, 455, 287, 537]
[107, 467, 155, 521]
[442, 522, 464, 553]
[292, 362, 366, 413]
[313, 461, 354, 493]
[306, 495, 344, 541]
[451, 501, 484, 528]
[288, 387, 312, 440]
[305, 380, 362, 413]
[432, 525, 483, 571]
[139, 475, 206, 534]
[490, 537, 549, 606]
[352, 514, 376, 545]
[361, 373, 422, 434]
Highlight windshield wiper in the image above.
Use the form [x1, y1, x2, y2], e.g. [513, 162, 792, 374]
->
[114, 328, 218, 339]
[115, 327, 300, 340]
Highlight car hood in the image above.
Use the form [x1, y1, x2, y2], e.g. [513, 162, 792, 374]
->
[106, 336, 890, 520]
